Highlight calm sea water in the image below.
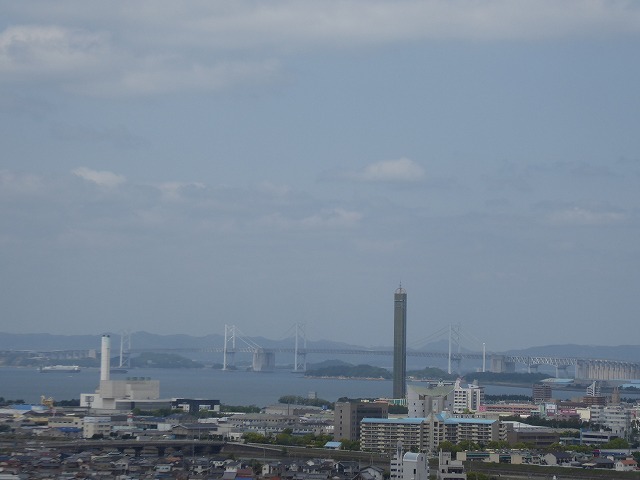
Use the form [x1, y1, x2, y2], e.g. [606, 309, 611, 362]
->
[0, 367, 618, 406]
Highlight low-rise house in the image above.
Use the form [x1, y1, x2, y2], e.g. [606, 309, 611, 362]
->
[324, 441, 341, 449]
[616, 458, 638, 471]
[172, 422, 219, 439]
[543, 451, 574, 466]
[335, 461, 359, 475]
[262, 461, 285, 476]
[356, 465, 385, 480]
[583, 457, 615, 469]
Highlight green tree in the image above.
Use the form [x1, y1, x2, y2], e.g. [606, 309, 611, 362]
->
[275, 432, 294, 445]
[242, 432, 269, 444]
[602, 437, 629, 449]
[221, 404, 261, 413]
[248, 459, 263, 474]
[438, 441, 460, 453]
[486, 440, 509, 450]
[457, 440, 480, 451]
[467, 473, 491, 480]
[339, 439, 361, 451]
[511, 442, 534, 450]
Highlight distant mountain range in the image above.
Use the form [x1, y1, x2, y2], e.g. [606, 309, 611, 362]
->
[0, 332, 638, 363]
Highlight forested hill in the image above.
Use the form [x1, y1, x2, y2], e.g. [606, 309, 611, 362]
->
[305, 364, 392, 379]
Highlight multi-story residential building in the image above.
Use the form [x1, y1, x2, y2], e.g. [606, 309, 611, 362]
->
[83, 416, 112, 439]
[478, 403, 537, 416]
[407, 384, 454, 417]
[452, 381, 483, 413]
[444, 417, 502, 446]
[532, 383, 552, 403]
[48, 415, 83, 430]
[408, 381, 483, 417]
[334, 400, 388, 441]
[223, 413, 332, 437]
[586, 381, 601, 397]
[361, 418, 427, 453]
[361, 413, 503, 454]
[589, 405, 632, 437]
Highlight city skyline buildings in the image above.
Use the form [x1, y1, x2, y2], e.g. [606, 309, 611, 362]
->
[393, 285, 407, 399]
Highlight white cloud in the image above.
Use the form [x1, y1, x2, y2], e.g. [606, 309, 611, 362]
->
[2, 1, 640, 95]
[258, 181, 291, 197]
[353, 158, 425, 183]
[155, 181, 205, 201]
[0, 25, 110, 79]
[0, 170, 43, 195]
[72, 167, 126, 188]
[0, 23, 281, 96]
[546, 206, 626, 226]
[259, 208, 362, 229]
[77, 58, 281, 97]
[301, 208, 362, 228]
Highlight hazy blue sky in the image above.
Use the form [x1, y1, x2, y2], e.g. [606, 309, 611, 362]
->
[1, 1, 639, 351]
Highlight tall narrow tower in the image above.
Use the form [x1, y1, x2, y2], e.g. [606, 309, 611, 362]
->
[393, 286, 407, 399]
[100, 334, 111, 382]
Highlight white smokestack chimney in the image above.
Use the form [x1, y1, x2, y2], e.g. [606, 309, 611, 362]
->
[101, 335, 111, 382]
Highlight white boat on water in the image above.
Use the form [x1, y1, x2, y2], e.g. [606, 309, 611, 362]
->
[39, 365, 81, 373]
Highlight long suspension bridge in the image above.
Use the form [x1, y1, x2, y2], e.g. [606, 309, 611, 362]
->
[28, 324, 640, 381]
[143, 324, 640, 381]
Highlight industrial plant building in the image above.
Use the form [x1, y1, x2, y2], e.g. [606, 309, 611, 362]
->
[80, 335, 167, 411]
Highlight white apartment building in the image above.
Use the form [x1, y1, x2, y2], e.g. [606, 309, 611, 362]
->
[589, 405, 632, 437]
[83, 416, 112, 439]
[408, 384, 454, 418]
[452, 380, 484, 413]
[361, 413, 503, 454]
[408, 381, 484, 417]
[390, 444, 430, 480]
[48, 415, 83, 430]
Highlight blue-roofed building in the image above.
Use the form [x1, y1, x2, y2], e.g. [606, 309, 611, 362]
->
[361, 412, 505, 454]
[324, 441, 342, 449]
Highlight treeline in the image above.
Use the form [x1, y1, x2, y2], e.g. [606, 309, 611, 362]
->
[406, 367, 455, 380]
[243, 430, 333, 448]
[305, 364, 391, 379]
[130, 352, 203, 368]
[278, 395, 332, 408]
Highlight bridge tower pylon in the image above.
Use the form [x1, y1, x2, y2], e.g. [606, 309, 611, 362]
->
[447, 323, 462, 375]
[118, 331, 131, 368]
[294, 323, 307, 372]
[223, 324, 236, 371]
